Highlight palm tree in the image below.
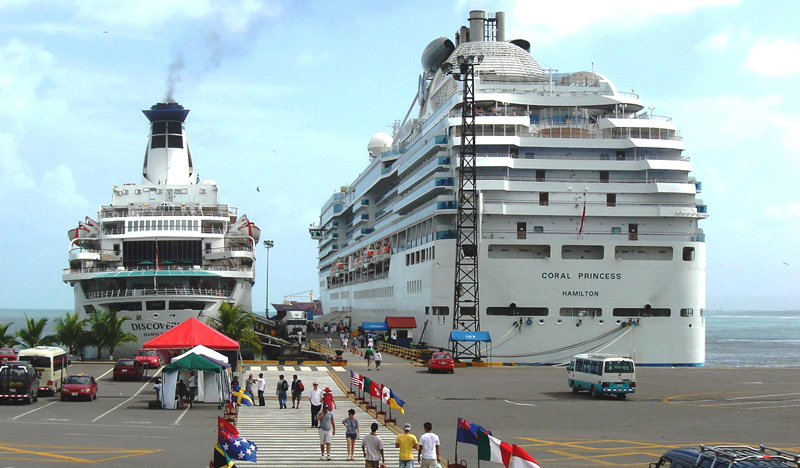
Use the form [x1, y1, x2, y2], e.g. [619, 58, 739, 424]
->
[15, 315, 57, 348]
[0, 322, 17, 347]
[101, 310, 137, 359]
[54, 311, 88, 356]
[87, 310, 109, 359]
[206, 303, 262, 353]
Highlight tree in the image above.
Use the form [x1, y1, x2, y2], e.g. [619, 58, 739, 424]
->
[15, 315, 57, 348]
[0, 322, 17, 347]
[54, 311, 88, 356]
[87, 311, 109, 359]
[101, 310, 137, 359]
[206, 303, 262, 353]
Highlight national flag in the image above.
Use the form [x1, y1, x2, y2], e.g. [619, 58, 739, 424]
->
[509, 444, 541, 468]
[213, 443, 236, 468]
[369, 381, 382, 399]
[388, 389, 405, 415]
[218, 416, 239, 443]
[350, 371, 361, 388]
[363, 377, 372, 394]
[456, 417, 492, 445]
[381, 384, 390, 404]
[231, 389, 253, 406]
[358, 373, 364, 390]
[477, 429, 512, 466]
[155, 242, 162, 270]
[220, 437, 258, 463]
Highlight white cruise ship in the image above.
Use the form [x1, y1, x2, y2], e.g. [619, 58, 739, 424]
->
[311, 10, 708, 366]
[63, 102, 259, 357]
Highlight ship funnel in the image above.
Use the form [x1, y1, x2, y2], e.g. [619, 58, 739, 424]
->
[468, 10, 485, 42]
[141, 102, 195, 185]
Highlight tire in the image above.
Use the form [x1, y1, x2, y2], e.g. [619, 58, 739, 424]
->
[591, 386, 602, 399]
[113, 376, 117, 381]
[93, 391, 97, 400]
[60, 394, 66, 401]
[571, 382, 579, 394]
[26, 394, 33, 405]
[33, 391, 38, 402]
[617, 394, 627, 400]
[449, 369, 454, 374]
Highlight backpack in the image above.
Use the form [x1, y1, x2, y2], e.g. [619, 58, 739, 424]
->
[282, 380, 289, 392]
[297, 380, 305, 392]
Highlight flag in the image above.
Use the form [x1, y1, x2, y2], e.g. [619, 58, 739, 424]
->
[220, 437, 258, 463]
[350, 371, 362, 388]
[369, 381, 382, 399]
[218, 416, 239, 443]
[509, 444, 541, 468]
[388, 389, 405, 415]
[381, 385, 390, 404]
[578, 197, 586, 235]
[231, 389, 253, 406]
[457, 417, 492, 445]
[213, 443, 236, 468]
[155, 242, 162, 270]
[363, 377, 372, 394]
[358, 373, 364, 390]
[477, 429, 512, 466]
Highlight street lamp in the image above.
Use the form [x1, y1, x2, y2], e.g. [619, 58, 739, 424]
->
[263, 239, 274, 317]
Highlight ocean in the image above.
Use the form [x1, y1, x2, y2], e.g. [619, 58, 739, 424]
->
[1, 309, 798, 367]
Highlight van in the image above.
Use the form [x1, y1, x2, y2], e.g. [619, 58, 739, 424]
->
[18, 346, 68, 395]
[651, 444, 800, 468]
[0, 361, 40, 404]
[567, 353, 636, 399]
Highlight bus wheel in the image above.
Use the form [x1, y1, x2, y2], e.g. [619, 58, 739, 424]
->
[590, 386, 602, 399]
[617, 394, 627, 400]
[571, 382, 579, 393]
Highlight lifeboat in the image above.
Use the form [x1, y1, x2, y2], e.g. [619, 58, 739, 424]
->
[67, 222, 90, 241]
[228, 214, 261, 242]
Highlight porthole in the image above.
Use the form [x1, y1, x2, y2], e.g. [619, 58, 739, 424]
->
[556, 319, 562, 325]
[538, 319, 545, 325]
[615, 319, 622, 325]
[598, 319, 604, 325]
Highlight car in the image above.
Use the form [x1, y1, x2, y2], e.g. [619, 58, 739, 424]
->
[134, 349, 161, 369]
[0, 361, 39, 404]
[0, 348, 17, 362]
[113, 359, 144, 381]
[60, 374, 98, 401]
[651, 445, 800, 468]
[427, 351, 455, 374]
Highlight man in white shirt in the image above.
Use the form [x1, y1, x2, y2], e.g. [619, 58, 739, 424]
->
[309, 382, 324, 428]
[256, 373, 266, 406]
[188, 371, 198, 408]
[418, 421, 440, 468]
[297, 329, 303, 347]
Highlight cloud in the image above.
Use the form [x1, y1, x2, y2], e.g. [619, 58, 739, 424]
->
[510, 0, 740, 44]
[696, 27, 734, 51]
[745, 38, 800, 76]
[0, 133, 36, 193]
[40, 165, 89, 208]
[0, 38, 55, 123]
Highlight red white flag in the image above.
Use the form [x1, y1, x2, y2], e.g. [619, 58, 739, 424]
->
[381, 385, 391, 403]
[217, 416, 239, 443]
[369, 381, 382, 399]
[509, 444, 541, 468]
[350, 371, 361, 388]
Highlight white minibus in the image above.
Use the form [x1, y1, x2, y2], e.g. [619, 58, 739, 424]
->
[18, 346, 69, 395]
[567, 353, 636, 399]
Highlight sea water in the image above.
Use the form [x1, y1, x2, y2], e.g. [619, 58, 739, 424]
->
[1, 308, 798, 367]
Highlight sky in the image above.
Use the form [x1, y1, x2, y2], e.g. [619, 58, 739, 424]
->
[0, 0, 798, 314]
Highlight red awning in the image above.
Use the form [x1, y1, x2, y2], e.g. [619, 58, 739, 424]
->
[385, 317, 417, 329]
[143, 317, 240, 350]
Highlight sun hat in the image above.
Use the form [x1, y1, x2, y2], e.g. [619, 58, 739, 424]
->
[404, 423, 412, 431]
[324, 387, 331, 392]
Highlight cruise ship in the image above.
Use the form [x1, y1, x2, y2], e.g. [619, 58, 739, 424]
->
[311, 11, 708, 366]
[63, 102, 259, 357]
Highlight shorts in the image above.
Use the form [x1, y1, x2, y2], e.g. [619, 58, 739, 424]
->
[346, 432, 358, 440]
[420, 458, 437, 468]
[318, 429, 332, 444]
[364, 461, 381, 468]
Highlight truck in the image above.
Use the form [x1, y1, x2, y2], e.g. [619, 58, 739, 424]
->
[280, 311, 308, 341]
[651, 445, 800, 468]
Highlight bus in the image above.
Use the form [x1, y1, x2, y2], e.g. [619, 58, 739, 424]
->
[18, 346, 69, 395]
[567, 353, 636, 399]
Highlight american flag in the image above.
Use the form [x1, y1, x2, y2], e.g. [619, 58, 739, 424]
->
[350, 371, 362, 389]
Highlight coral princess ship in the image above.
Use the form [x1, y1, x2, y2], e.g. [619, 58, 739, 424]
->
[63, 102, 259, 356]
[311, 11, 708, 365]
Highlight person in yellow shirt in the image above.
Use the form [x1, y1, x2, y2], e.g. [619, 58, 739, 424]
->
[395, 423, 419, 468]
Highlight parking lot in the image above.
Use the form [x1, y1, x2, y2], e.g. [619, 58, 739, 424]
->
[0, 362, 219, 466]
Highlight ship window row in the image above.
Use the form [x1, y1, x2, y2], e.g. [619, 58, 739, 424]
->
[151, 121, 182, 135]
[406, 246, 435, 266]
[150, 135, 184, 149]
[425, 306, 450, 316]
[127, 219, 200, 232]
[407, 279, 423, 294]
[488, 244, 696, 261]
[485, 307, 697, 318]
[353, 286, 393, 300]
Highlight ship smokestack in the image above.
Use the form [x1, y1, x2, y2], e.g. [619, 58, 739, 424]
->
[141, 102, 195, 185]
[496, 12, 505, 42]
[468, 10, 486, 42]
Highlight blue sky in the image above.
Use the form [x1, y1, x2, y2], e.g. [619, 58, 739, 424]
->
[0, 0, 798, 313]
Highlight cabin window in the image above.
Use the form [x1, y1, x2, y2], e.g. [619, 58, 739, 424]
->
[517, 222, 527, 240]
[539, 192, 549, 206]
[600, 171, 609, 183]
[151, 135, 166, 149]
[682, 247, 695, 261]
[607, 193, 616, 206]
[536, 170, 545, 182]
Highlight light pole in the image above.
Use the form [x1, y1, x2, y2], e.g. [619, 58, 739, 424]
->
[263, 239, 274, 317]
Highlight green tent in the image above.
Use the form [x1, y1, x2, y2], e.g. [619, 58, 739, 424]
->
[164, 353, 225, 373]
[160, 353, 230, 409]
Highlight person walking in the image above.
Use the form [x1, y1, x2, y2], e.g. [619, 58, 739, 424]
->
[297, 329, 304, 347]
[322, 387, 336, 410]
[317, 404, 336, 460]
[256, 373, 266, 406]
[276, 374, 289, 409]
[418, 422, 440, 468]
[342, 408, 360, 461]
[188, 371, 198, 407]
[374, 350, 383, 371]
[361, 422, 385, 468]
[396, 423, 419, 468]
[309, 382, 323, 427]
[291, 374, 304, 409]
[325, 335, 333, 349]
[245, 374, 255, 399]
[364, 346, 374, 370]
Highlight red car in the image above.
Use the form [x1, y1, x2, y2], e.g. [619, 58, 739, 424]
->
[134, 349, 161, 368]
[0, 348, 16, 362]
[427, 351, 455, 374]
[60, 374, 98, 401]
[113, 359, 144, 381]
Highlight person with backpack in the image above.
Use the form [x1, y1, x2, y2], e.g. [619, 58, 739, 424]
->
[276, 374, 289, 409]
[364, 346, 375, 370]
[291, 374, 305, 409]
[322, 386, 336, 410]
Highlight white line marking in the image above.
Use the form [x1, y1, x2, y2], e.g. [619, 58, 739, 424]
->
[97, 366, 115, 380]
[91, 372, 161, 423]
[726, 392, 800, 401]
[8, 400, 59, 420]
[65, 433, 170, 439]
[172, 405, 191, 425]
[504, 399, 536, 406]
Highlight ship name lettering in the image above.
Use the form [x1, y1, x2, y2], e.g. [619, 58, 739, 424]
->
[130, 321, 179, 331]
[577, 273, 622, 280]
[542, 272, 571, 279]
[562, 290, 599, 297]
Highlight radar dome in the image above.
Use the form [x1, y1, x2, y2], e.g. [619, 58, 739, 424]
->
[368, 132, 393, 157]
[421, 37, 455, 73]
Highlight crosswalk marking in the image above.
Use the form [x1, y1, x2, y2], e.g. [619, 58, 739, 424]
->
[244, 365, 340, 373]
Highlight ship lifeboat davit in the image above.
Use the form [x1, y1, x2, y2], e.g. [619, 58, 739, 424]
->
[229, 214, 261, 242]
[67, 216, 101, 241]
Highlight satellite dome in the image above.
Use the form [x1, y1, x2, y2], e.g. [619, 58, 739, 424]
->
[368, 132, 393, 157]
[441, 41, 548, 82]
[421, 37, 456, 73]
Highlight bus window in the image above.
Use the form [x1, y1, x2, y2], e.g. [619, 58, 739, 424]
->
[605, 361, 634, 373]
